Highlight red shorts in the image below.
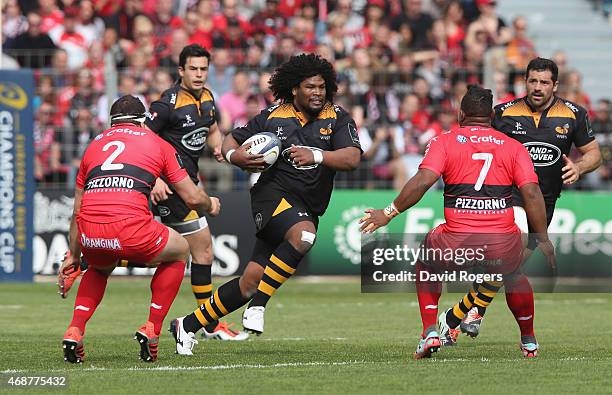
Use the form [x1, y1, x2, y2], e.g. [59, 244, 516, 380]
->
[421, 223, 524, 275]
[77, 216, 169, 268]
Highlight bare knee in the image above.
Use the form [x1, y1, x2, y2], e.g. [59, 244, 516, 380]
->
[191, 244, 213, 265]
[286, 228, 316, 255]
[185, 229, 213, 264]
[239, 263, 264, 298]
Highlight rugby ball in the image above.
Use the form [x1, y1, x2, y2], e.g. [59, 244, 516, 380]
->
[242, 132, 282, 172]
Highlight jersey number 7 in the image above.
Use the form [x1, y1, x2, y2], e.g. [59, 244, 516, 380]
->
[472, 152, 493, 191]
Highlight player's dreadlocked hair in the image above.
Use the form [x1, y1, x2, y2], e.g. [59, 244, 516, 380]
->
[461, 85, 493, 118]
[269, 53, 338, 103]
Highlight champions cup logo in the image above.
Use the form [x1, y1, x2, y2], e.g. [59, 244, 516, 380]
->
[0, 82, 28, 110]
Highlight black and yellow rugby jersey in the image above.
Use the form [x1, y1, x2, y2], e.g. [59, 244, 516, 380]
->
[493, 96, 594, 203]
[232, 102, 362, 216]
[145, 84, 218, 182]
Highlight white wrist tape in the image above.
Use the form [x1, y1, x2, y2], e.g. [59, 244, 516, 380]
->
[225, 149, 236, 164]
[383, 202, 400, 219]
[312, 150, 323, 164]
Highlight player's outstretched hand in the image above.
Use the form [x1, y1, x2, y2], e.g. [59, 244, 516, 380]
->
[288, 145, 315, 167]
[359, 208, 390, 233]
[151, 178, 172, 204]
[231, 144, 266, 171]
[208, 197, 221, 217]
[538, 239, 556, 270]
[561, 154, 579, 185]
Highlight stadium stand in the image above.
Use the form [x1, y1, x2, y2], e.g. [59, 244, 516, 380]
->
[2, 0, 610, 191]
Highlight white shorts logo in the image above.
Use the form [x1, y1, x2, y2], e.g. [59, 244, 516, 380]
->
[81, 234, 122, 250]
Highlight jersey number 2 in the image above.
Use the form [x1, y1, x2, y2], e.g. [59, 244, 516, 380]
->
[472, 152, 493, 191]
[101, 141, 125, 171]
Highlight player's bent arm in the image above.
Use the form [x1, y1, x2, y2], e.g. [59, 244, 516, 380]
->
[519, 183, 549, 241]
[393, 169, 439, 212]
[69, 188, 84, 259]
[207, 122, 223, 151]
[221, 133, 266, 170]
[172, 176, 213, 216]
[575, 140, 603, 175]
[321, 147, 361, 171]
[221, 133, 240, 159]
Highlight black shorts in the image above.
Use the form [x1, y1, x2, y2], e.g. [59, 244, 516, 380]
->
[249, 189, 318, 267]
[526, 201, 556, 250]
[151, 184, 208, 235]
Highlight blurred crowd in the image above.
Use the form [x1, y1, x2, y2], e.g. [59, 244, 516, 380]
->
[2, 0, 611, 190]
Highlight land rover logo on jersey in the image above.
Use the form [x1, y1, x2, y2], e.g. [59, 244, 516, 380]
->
[181, 126, 208, 151]
[282, 145, 323, 170]
[334, 206, 386, 265]
[456, 135, 467, 144]
[524, 141, 562, 167]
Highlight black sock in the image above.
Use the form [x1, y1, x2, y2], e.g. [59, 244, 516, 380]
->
[446, 309, 461, 329]
[248, 241, 303, 308]
[190, 264, 218, 331]
[183, 277, 249, 333]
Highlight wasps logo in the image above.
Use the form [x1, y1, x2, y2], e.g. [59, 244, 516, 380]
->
[319, 126, 332, 136]
[555, 123, 569, 135]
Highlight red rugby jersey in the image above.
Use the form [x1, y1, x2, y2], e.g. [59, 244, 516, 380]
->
[419, 126, 538, 233]
[76, 124, 188, 222]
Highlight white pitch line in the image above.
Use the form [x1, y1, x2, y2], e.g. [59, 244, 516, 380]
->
[260, 337, 347, 341]
[2, 356, 604, 374]
[3, 360, 375, 374]
[126, 360, 372, 371]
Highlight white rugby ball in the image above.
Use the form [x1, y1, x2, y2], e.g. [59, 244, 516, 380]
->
[242, 132, 282, 172]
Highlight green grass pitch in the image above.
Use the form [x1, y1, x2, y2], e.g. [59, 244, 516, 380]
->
[1, 278, 611, 394]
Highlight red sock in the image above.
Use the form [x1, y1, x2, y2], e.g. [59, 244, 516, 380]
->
[148, 260, 186, 335]
[69, 268, 109, 334]
[505, 273, 535, 337]
[415, 262, 442, 337]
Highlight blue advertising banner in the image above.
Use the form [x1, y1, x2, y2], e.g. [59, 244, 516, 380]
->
[0, 70, 35, 281]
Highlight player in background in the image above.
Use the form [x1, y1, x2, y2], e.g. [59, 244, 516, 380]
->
[359, 86, 556, 358]
[59, 95, 220, 363]
[169, 54, 362, 355]
[145, 44, 248, 340]
[453, 58, 602, 340]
